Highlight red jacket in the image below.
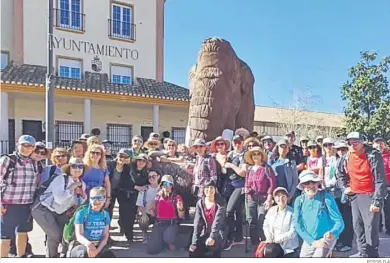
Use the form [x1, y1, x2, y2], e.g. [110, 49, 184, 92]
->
[382, 149, 390, 186]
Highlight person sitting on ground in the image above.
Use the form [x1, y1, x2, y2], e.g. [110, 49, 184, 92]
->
[32, 158, 88, 257]
[68, 186, 115, 258]
[263, 187, 299, 257]
[136, 169, 161, 244]
[147, 175, 185, 255]
[189, 179, 226, 258]
[294, 170, 344, 258]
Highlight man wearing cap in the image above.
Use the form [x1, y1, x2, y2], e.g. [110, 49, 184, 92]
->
[337, 132, 387, 258]
[261, 136, 276, 166]
[294, 170, 344, 258]
[1, 135, 39, 258]
[373, 137, 390, 235]
[285, 131, 305, 173]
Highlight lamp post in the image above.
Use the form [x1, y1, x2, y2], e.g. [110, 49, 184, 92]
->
[45, 0, 55, 158]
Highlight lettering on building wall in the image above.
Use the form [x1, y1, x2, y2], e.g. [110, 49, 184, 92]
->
[51, 37, 139, 60]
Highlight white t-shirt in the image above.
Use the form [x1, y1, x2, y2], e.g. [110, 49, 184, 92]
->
[136, 185, 160, 208]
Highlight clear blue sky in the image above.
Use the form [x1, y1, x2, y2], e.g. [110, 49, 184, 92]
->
[163, 0, 390, 114]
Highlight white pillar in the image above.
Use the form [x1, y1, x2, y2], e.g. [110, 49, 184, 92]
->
[84, 99, 91, 133]
[1, 92, 9, 154]
[153, 104, 159, 133]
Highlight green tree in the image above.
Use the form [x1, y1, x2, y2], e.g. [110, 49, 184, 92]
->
[341, 51, 390, 143]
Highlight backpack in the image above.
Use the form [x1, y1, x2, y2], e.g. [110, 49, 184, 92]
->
[297, 190, 328, 222]
[0, 154, 18, 199]
[63, 205, 109, 243]
[33, 172, 69, 204]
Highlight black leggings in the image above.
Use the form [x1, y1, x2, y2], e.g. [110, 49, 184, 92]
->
[117, 190, 138, 241]
[189, 236, 222, 258]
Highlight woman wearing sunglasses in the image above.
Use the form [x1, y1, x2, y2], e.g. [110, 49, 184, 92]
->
[117, 153, 150, 244]
[69, 187, 115, 258]
[40, 147, 69, 184]
[106, 148, 131, 234]
[189, 179, 226, 258]
[32, 158, 88, 257]
[147, 175, 185, 255]
[82, 144, 111, 204]
[136, 169, 161, 243]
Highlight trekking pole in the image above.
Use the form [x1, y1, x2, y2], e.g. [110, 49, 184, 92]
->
[244, 191, 249, 254]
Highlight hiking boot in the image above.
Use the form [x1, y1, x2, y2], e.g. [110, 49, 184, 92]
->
[349, 252, 368, 258]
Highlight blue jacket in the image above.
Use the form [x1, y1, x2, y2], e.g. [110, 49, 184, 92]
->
[293, 191, 344, 245]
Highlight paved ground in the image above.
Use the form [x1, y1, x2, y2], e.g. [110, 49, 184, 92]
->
[28, 204, 390, 258]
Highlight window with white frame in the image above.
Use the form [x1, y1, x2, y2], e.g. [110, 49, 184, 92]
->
[111, 65, 133, 85]
[57, 0, 83, 31]
[58, 58, 82, 79]
[109, 3, 135, 41]
[1, 52, 9, 71]
[171, 127, 186, 145]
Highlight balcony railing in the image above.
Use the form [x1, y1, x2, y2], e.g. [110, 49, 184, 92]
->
[108, 19, 136, 41]
[54, 8, 85, 32]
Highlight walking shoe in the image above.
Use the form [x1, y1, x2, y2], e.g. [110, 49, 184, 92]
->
[349, 252, 368, 258]
[223, 239, 234, 251]
[337, 245, 352, 252]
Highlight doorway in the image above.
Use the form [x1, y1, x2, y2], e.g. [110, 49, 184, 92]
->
[22, 120, 44, 142]
[141, 126, 153, 142]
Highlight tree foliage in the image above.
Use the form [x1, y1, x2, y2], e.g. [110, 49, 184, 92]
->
[341, 51, 390, 143]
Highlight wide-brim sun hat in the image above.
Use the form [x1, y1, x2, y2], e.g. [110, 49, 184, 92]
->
[135, 153, 149, 161]
[61, 157, 89, 174]
[307, 140, 318, 148]
[333, 140, 348, 149]
[297, 170, 321, 190]
[210, 136, 231, 152]
[277, 139, 288, 147]
[144, 139, 161, 149]
[235, 127, 250, 139]
[322, 138, 335, 145]
[192, 138, 206, 148]
[244, 146, 268, 165]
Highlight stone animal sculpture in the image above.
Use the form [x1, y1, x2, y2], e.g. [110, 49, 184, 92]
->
[188, 37, 255, 143]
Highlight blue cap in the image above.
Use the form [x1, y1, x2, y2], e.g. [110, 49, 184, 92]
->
[18, 135, 36, 145]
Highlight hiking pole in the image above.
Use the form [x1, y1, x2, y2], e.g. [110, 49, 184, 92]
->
[244, 190, 249, 254]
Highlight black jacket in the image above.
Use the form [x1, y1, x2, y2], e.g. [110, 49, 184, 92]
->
[107, 160, 130, 192]
[191, 194, 226, 246]
[118, 163, 148, 191]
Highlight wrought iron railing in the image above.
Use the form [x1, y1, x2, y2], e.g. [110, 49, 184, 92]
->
[54, 8, 85, 31]
[108, 19, 136, 41]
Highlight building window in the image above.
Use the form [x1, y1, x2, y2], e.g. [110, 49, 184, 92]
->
[55, 0, 85, 31]
[171, 127, 186, 145]
[1, 52, 9, 71]
[111, 65, 133, 84]
[55, 120, 84, 148]
[58, 58, 82, 79]
[108, 3, 135, 41]
[106, 123, 132, 153]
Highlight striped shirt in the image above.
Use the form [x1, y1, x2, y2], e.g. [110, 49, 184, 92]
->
[0, 154, 38, 204]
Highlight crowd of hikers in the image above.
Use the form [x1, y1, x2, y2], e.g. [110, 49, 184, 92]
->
[0, 128, 389, 258]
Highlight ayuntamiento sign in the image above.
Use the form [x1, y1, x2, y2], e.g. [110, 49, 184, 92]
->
[51, 36, 139, 60]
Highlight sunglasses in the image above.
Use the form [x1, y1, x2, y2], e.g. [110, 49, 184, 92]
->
[136, 158, 147, 162]
[90, 151, 101, 156]
[348, 140, 361, 146]
[55, 154, 66, 158]
[22, 144, 34, 148]
[149, 143, 157, 146]
[263, 140, 273, 144]
[71, 164, 84, 170]
[233, 140, 242, 145]
[323, 143, 334, 148]
[167, 144, 175, 147]
[119, 154, 129, 159]
[90, 196, 105, 202]
[148, 174, 157, 179]
[308, 147, 317, 150]
[194, 145, 205, 149]
[216, 142, 225, 146]
[247, 144, 258, 148]
[162, 181, 173, 187]
[252, 152, 262, 156]
[133, 140, 143, 144]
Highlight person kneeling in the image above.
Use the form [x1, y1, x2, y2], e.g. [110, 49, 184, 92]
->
[68, 187, 115, 258]
[189, 179, 226, 258]
[147, 175, 185, 254]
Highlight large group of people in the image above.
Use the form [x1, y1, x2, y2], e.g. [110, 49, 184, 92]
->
[0, 128, 389, 258]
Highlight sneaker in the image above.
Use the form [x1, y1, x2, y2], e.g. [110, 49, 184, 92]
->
[337, 245, 352, 252]
[349, 252, 368, 258]
[223, 239, 234, 251]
